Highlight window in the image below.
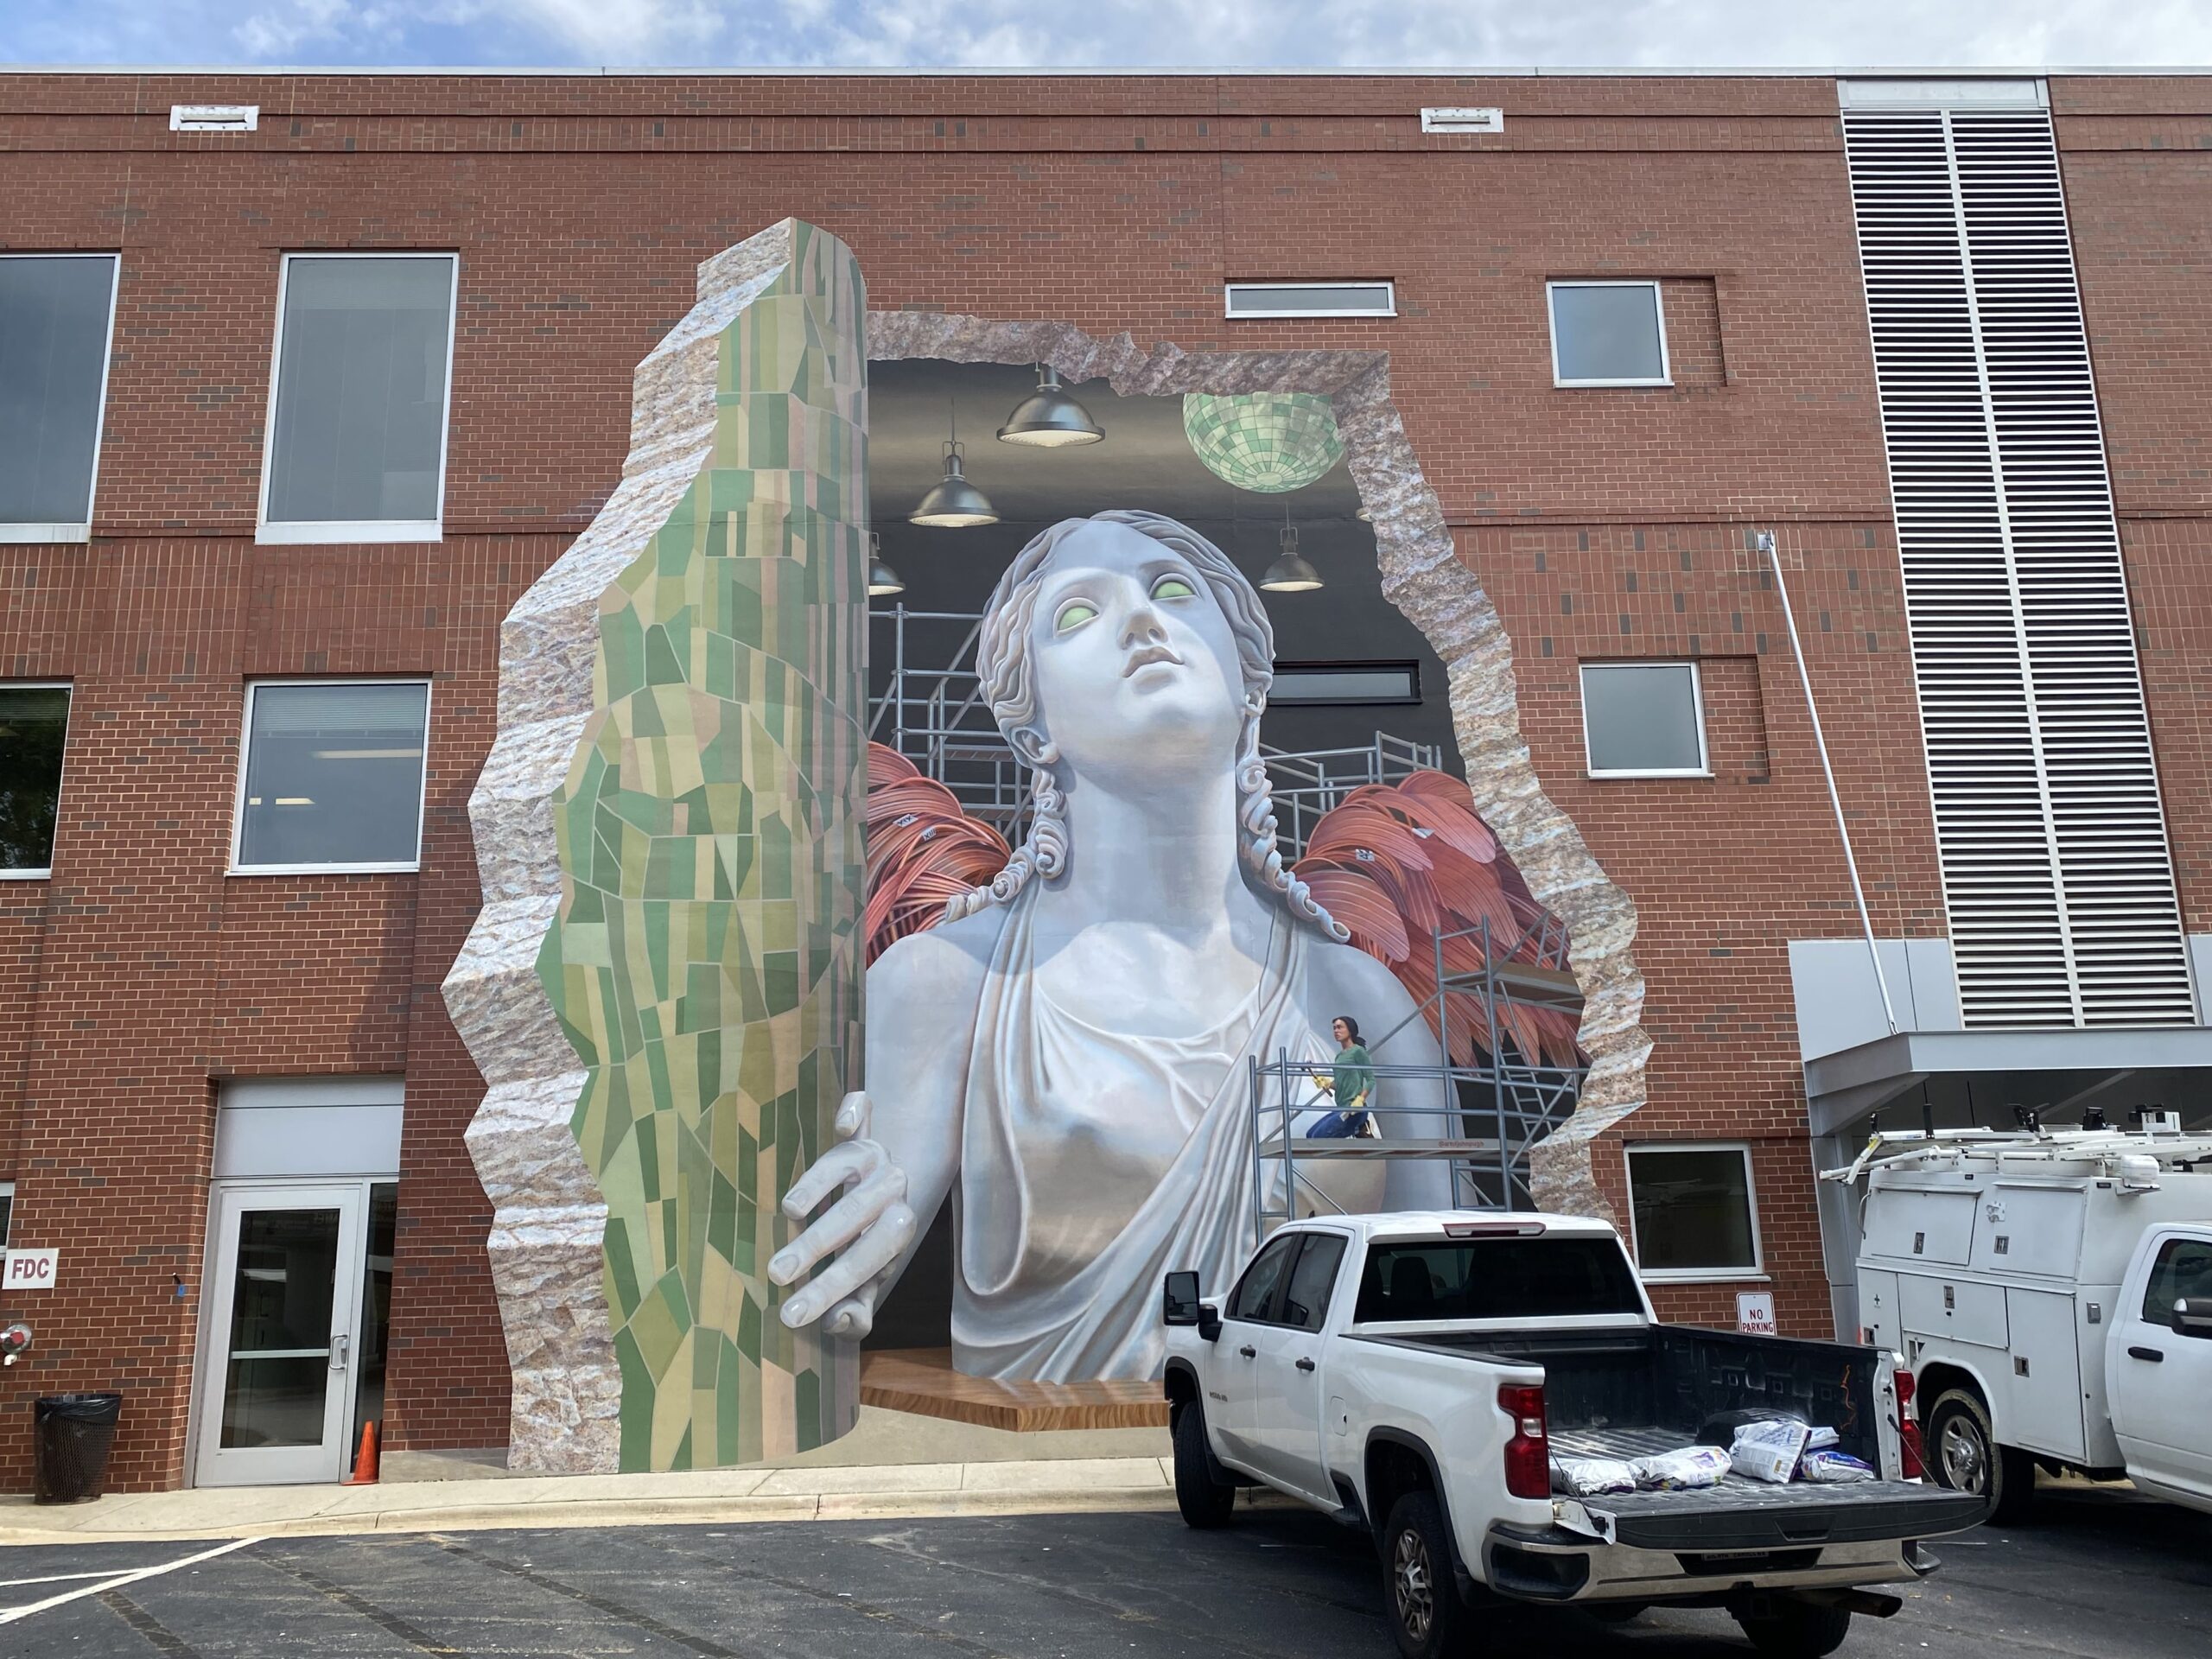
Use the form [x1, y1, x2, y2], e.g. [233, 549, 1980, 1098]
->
[1279, 1234, 1349, 1332]
[259, 254, 457, 544]
[1580, 661, 1707, 777]
[1225, 282, 1396, 320]
[0, 685, 70, 877]
[1624, 1144, 1763, 1280]
[0, 1181, 12, 1249]
[2140, 1236, 2212, 1328]
[1268, 661, 1420, 706]
[0, 255, 120, 541]
[1227, 1232, 1301, 1322]
[1351, 1236, 1644, 1323]
[1548, 280, 1669, 387]
[233, 681, 430, 873]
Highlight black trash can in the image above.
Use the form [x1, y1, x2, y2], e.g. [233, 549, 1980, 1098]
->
[33, 1393, 122, 1504]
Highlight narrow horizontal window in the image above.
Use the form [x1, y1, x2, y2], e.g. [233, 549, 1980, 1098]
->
[0, 685, 70, 876]
[0, 256, 119, 539]
[1548, 280, 1670, 387]
[1269, 661, 1420, 705]
[1580, 661, 1707, 777]
[234, 681, 430, 873]
[260, 254, 457, 543]
[1225, 282, 1396, 320]
[1626, 1144, 1762, 1277]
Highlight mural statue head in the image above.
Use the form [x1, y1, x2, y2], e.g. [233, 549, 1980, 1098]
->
[946, 510, 1342, 941]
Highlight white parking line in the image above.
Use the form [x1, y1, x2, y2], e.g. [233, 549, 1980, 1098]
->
[0, 1535, 264, 1624]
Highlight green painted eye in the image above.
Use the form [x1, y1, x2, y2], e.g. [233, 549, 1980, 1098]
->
[1152, 575, 1198, 601]
[1054, 600, 1099, 632]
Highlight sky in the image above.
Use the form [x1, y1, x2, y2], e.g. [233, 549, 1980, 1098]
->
[6, 0, 2212, 72]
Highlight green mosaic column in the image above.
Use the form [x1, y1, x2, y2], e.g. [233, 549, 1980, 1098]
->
[539, 225, 868, 1469]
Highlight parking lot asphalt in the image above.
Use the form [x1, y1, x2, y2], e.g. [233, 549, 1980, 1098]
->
[3, 1478, 2206, 1658]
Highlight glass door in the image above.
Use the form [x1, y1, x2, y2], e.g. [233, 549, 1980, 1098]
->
[194, 1182, 368, 1486]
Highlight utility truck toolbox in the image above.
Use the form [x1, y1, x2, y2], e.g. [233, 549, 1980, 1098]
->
[1163, 1213, 1983, 1659]
[1826, 1122, 2212, 1522]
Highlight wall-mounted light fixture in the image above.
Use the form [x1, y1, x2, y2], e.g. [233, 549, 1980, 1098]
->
[997, 365, 1103, 448]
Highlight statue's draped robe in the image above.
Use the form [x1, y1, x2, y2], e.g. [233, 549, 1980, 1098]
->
[950, 894, 1334, 1381]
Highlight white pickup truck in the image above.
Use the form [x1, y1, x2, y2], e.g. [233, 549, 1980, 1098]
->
[1830, 1125, 2212, 1522]
[1162, 1211, 1985, 1659]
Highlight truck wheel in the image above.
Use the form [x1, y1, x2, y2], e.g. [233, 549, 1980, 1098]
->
[1925, 1387, 2034, 1524]
[1733, 1598, 1851, 1658]
[1172, 1402, 1236, 1529]
[1382, 1491, 1474, 1659]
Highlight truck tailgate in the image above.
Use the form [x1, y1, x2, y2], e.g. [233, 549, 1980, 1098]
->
[1554, 1427, 1986, 1551]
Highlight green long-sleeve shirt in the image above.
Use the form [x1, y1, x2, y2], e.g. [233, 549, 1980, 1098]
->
[1332, 1044, 1374, 1111]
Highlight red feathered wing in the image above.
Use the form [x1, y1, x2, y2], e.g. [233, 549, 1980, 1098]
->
[1294, 772, 1583, 1069]
[863, 744, 1012, 964]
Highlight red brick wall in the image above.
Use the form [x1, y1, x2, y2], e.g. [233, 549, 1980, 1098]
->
[1, 70, 2207, 1487]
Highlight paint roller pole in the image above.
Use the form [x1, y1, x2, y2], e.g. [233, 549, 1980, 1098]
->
[1759, 530, 1898, 1037]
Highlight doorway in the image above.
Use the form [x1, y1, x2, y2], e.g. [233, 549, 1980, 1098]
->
[192, 1077, 403, 1487]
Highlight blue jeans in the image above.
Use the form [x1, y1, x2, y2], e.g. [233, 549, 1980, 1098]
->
[1306, 1109, 1370, 1139]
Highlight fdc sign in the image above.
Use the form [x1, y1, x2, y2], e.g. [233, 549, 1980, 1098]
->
[3, 1249, 60, 1292]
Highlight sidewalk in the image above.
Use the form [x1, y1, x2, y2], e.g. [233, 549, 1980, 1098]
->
[0, 1410, 1185, 1546]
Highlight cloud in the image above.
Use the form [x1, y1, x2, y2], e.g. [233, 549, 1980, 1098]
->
[9, 0, 2212, 70]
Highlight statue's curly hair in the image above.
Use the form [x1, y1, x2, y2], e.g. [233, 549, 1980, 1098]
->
[944, 510, 1346, 941]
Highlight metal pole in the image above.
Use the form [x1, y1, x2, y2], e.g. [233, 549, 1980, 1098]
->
[1760, 530, 1898, 1035]
[1249, 1052, 1264, 1245]
[1486, 918, 1510, 1211]
[1278, 1046, 1295, 1233]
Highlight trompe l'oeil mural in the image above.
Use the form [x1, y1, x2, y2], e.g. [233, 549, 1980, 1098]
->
[450, 223, 1615, 1475]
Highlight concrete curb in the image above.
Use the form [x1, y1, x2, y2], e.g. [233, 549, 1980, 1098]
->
[0, 1456, 1200, 1545]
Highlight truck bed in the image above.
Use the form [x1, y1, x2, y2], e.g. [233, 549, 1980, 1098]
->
[1361, 1324, 1987, 1549]
[1548, 1423, 1985, 1548]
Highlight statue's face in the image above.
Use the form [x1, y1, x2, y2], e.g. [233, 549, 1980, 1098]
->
[1024, 520, 1249, 786]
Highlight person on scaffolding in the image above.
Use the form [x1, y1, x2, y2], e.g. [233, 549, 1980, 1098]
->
[1307, 1015, 1380, 1139]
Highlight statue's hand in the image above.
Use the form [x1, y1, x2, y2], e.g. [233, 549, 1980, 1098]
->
[767, 1091, 916, 1339]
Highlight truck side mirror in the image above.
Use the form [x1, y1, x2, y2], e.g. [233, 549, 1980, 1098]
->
[1162, 1271, 1222, 1342]
[2174, 1298, 2212, 1338]
[1163, 1271, 1202, 1325]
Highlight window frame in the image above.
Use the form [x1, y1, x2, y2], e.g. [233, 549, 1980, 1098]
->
[0, 253, 122, 544]
[1225, 281, 1397, 321]
[1623, 1140, 1766, 1284]
[1580, 659, 1711, 779]
[255, 251, 460, 547]
[1225, 1230, 1304, 1324]
[0, 680, 73, 880]
[228, 677, 433, 876]
[1276, 1231, 1351, 1332]
[0, 1179, 13, 1249]
[1547, 278, 1672, 389]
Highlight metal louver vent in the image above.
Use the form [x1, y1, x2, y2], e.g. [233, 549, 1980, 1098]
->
[1842, 101, 2196, 1028]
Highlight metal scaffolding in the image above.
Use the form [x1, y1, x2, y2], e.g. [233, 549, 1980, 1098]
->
[1249, 913, 1587, 1241]
[868, 602, 1444, 858]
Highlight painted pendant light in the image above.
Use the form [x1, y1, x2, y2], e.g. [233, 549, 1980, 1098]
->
[1261, 518, 1323, 593]
[997, 364, 1104, 447]
[867, 531, 905, 596]
[1181, 391, 1345, 493]
[911, 402, 998, 527]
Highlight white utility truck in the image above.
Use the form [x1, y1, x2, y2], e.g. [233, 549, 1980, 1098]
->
[1827, 1121, 2212, 1523]
[1162, 1212, 1984, 1659]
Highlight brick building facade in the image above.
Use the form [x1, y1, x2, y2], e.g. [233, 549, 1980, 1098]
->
[3, 68, 2210, 1491]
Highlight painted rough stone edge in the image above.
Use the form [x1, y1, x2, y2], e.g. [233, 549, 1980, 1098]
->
[444, 220, 815, 1475]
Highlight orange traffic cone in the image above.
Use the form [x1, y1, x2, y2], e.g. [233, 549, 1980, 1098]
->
[343, 1420, 380, 1485]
